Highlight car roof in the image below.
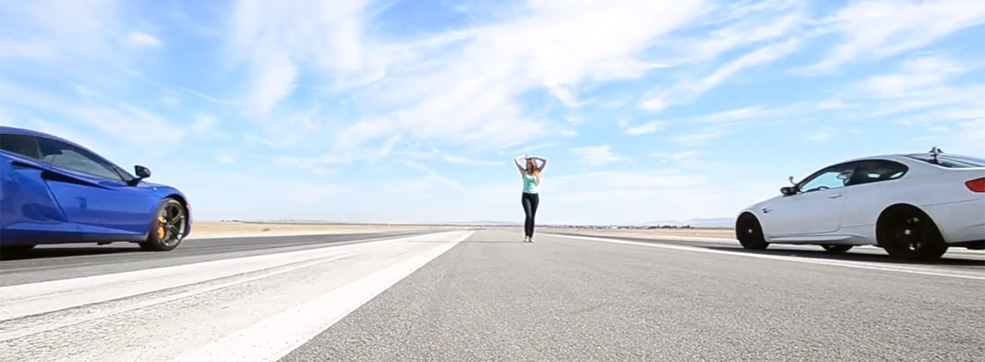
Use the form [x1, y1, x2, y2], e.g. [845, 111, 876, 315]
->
[0, 125, 78, 146]
[843, 152, 981, 163]
[840, 154, 915, 163]
[0, 125, 117, 160]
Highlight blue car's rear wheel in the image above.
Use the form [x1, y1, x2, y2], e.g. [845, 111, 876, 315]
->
[139, 198, 187, 251]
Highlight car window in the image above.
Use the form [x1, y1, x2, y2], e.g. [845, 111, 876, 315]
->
[905, 154, 985, 168]
[849, 160, 908, 186]
[37, 138, 123, 181]
[798, 163, 856, 193]
[0, 134, 42, 160]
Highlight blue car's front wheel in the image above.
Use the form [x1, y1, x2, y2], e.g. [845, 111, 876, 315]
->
[139, 198, 187, 252]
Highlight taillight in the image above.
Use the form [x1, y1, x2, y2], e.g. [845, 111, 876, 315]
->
[966, 177, 985, 193]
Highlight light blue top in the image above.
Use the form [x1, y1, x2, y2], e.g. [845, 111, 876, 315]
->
[522, 172, 539, 194]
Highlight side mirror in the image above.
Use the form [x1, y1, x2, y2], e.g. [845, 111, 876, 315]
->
[135, 165, 152, 179]
[780, 186, 796, 196]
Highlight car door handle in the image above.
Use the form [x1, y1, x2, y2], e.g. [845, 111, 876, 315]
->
[828, 193, 843, 199]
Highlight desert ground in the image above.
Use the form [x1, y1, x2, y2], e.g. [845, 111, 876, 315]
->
[190, 221, 736, 240]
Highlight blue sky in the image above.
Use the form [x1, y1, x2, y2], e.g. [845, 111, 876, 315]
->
[1, 0, 983, 225]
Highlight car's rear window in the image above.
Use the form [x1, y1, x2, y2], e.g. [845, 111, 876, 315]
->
[905, 154, 985, 168]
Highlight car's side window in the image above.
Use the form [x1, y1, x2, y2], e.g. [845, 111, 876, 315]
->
[0, 134, 43, 160]
[798, 163, 856, 193]
[36, 138, 124, 181]
[849, 160, 909, 186]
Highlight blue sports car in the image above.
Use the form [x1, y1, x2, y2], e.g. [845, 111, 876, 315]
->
[0, 126, 192, 252]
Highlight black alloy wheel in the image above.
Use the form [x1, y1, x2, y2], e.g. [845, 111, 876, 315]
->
[877, 206, 948, 261]
[736, 214, 768, 250]
[140, 198, 187, 251]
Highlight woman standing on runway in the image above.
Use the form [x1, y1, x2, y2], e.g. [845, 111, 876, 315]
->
[514, 154, 547, 242]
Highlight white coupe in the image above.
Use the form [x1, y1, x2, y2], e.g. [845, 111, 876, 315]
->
[735, 148, 985, 261]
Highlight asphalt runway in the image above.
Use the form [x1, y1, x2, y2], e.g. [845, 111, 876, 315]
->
[1, 229, 982, 362]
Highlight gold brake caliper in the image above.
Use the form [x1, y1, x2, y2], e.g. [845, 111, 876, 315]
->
[158, 216, 167, 239]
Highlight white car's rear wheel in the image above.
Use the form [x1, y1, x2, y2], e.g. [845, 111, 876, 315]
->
[736, 214, 768, 250]
[877, 205, 948, 261]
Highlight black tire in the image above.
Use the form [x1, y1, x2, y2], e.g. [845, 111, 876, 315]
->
[821, 244, 853, 253]
[1, 244, 36, 253]
[736, 214, 768, 250]
[139, 198, 187, 252]
[877, 205, 948, 261]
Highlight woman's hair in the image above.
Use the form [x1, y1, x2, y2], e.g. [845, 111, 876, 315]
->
[526, 158, 541, 185]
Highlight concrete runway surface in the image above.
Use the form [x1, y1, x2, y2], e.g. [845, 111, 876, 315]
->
[1, 229, 982, 362]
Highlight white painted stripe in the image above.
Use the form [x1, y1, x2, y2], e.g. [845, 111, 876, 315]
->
[551, 234, 985, 281]
[184, 230, 379, 240]
[555, 233, 985, 255]
[167, 230, 474, 362]
[0, 253, 352, 341]
[0, 231, 464, 322]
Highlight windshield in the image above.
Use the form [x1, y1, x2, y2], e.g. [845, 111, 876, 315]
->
[905, 154, 985, 168]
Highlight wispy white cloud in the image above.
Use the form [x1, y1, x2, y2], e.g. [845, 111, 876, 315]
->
[672, 130, 729, 145]
[650, 150, 699, 161]
[571, 145, 625, 166]
[683, 38, 801, 95]
[0, 0, 153, 85]
[836, 54, 985, 123]
[227, 0, 377, 115]
[320, 0, 713, 153]
[127, 31, 162, 47]
[0, 39, 58, 60]
[854, 55, 972, 98]
[640, 38, 801, 112]
[0, 83, 184, 151]
[442, 154, 501, 166]
[383, 160, 466, 192]
[623, 120, 667, 136]
[667, 0, 807, 63]
[794, 0, 985, 75]
[805, 127, 835, 142]
[191, 115, 231, 139]
[215, 151, 237, 165]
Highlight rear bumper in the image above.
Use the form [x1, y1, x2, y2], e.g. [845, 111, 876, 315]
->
[922, 198, 985, 244]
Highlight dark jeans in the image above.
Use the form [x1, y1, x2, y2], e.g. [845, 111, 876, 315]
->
[521, 192, 540, 237]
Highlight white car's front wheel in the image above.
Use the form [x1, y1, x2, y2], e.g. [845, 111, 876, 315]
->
[736, 214, 768, 250]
